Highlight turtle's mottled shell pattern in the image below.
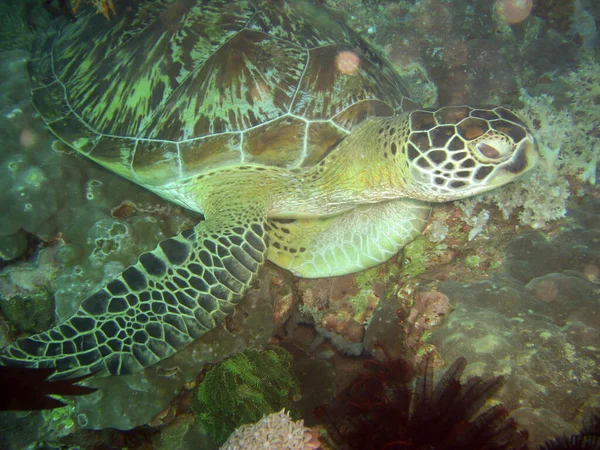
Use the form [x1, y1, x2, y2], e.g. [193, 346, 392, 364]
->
[29, 0, 415, 187]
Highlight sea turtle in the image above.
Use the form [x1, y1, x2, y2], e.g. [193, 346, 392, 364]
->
[0, 0, 538, 380]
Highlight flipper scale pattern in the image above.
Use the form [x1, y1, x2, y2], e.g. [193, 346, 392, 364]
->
[0, 218, 268, 380]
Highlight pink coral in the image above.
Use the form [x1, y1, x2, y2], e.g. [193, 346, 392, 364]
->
[220, 409, 320, 450]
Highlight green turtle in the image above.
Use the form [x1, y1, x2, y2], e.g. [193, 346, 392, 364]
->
[0, 0, 538, 379]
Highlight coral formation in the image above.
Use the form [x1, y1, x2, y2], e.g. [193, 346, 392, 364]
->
[452, 57, 600, 233]
[518, 59, 600, 187]
[193, 347, 300, 444]
[220, 409, 319, 450]
[431, 196, 600, 448]
[295, 268, 386, 356]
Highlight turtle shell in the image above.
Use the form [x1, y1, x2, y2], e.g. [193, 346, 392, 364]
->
[29, 0, 416, 188]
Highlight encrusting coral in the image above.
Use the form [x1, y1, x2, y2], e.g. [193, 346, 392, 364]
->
[220, 409, 320, 450]
[517, 58, 600, 188]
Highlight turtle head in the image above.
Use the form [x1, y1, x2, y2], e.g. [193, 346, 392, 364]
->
[396, 106, 539, 202]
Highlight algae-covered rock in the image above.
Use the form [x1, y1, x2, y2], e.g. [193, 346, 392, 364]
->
[430, 196, 600, 448]
[0, 230, 28, 262]
[0, 289, 54, 333]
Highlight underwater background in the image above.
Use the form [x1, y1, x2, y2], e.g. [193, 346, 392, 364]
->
[0, 0, 598, 449]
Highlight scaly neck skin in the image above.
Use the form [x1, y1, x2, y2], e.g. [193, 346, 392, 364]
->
[270, 115, 412, 219]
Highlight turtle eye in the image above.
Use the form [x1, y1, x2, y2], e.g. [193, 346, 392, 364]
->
[476, 142, 501, 159]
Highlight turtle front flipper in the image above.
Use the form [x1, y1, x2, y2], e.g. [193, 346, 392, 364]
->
[268, 198, 431, 278]
[0, 214, 268, 380]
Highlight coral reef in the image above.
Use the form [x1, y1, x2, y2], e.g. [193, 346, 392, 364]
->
[315, 352, 528, 449]
[0, 1, 598, 449]
[220, 409, 319, 450]
[193, 347, 300, 444]
[294, 270, 382, 356]
[453, 56, 600, 233]
[430, 196, 600, 448]
[518, 59, 600, 186]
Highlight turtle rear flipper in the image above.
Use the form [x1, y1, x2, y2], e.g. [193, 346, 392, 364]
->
[0, 214, 268, 380]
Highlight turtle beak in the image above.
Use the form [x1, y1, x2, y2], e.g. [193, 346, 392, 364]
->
[499, 134, 539, 176]
[477, 132, 539, 194]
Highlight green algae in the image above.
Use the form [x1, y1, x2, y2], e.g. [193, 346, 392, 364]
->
[42, 404, 76, 438]
[465, 255, 481, 269]
[472, 334, 502, 354]
[399, 236, 429, 278]
[0, 289, 55, 333]
[192, 347, 299, 444]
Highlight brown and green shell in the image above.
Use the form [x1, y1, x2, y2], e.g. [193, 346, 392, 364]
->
[29, 0, 417, 187]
